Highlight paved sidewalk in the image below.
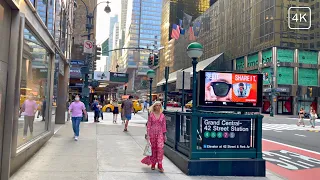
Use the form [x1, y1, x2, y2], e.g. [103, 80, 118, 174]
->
[10, 112, 283, 180]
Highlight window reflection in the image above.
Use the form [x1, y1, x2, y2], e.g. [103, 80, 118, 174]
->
[48, 0, 54, 36]
[55, 0, 62, 45]
[18, 27, 50, 147]
[29, 0, 35, 6]
[37, 0, 48, 24]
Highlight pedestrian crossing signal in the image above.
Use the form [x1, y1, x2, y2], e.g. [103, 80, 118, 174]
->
[264, 72, 269, 81]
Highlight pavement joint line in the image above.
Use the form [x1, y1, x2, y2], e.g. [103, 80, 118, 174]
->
[54, 124, 65, 134]
[263, 138, 320, 155]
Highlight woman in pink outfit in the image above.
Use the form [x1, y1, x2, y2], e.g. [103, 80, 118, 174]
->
[141, 101, 167, 172]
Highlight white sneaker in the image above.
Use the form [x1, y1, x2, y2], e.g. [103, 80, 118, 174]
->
[74, 136, 78, 141]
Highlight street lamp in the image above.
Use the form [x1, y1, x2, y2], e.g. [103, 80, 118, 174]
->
[187, 42, 203, 112]
[78, 0, 111, 112]
[147, 69, 156, 107]
[104, 4, 111, 13]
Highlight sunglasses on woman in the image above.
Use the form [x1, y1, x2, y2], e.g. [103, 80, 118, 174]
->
[210, 82, 232, 97]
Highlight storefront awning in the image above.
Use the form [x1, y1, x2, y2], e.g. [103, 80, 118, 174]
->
[157, 53, 223, 86]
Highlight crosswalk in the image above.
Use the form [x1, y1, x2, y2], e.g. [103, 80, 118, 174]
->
[263, 123, 320, 132]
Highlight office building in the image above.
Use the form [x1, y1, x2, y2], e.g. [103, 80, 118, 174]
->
[121, 0, 163, 92]
[108, 15, 119, 61]
[111, 22, 120, 72]
[0, 0, 74, 178]
[71, 0, 98, 96]
[120, 0, 128, 44]
[158, 0, 210, 87]
[157, 0, 320, 115]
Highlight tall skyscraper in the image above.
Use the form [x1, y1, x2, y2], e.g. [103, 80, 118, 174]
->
[111, 22, 120, 72]
[119, 0, 128, 55]
[108, 15, 119, 60]
[121, 0, 163, 91]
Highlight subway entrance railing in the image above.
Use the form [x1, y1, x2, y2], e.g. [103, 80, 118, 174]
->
[163, 110, 265, 176]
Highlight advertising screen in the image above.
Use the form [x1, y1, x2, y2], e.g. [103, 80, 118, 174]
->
[199, 71, 263, 108]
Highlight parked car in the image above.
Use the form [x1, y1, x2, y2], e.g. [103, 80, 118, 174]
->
[167, 101, 181, 107]
[102, 100, 142, 113]
[185, 100, 192, 109]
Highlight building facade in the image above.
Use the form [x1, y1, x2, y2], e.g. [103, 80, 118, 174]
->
[158, 0, 210, 82]
[108, 15, 119, 60]
[111, 22, 120, 72]
[71, 0, 97, 96]
[121, 0, 162, 92]
[0, 0, 73, 178]
[157, 0, 320, 115]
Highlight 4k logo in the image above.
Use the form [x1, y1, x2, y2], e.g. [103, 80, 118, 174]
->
[288, 7, 311, 29]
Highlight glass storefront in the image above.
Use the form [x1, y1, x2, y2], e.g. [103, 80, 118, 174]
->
[17, 26, 51, 147]
[277, 96, 293, 115]
[298, 95, 317, 115]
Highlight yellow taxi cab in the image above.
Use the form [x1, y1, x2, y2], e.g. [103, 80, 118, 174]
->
[102, 103, 121, 112]
[102, 100, 142, 113]
[185, 100, 192, 109]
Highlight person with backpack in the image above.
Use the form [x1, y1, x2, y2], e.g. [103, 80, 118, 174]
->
[92, 99, 100, 122]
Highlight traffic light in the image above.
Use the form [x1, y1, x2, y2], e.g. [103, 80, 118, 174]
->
[148, 53, 154, 66]
[154, 54, 159, 66]
[95, 46, 101, 61]
[307, 87, 313, 97]
[93, 60, 97, 71]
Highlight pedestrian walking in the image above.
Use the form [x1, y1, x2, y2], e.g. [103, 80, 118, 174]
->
[309, 106, 317, 128]
[21, 94, 38, 140]
[143, 100, 148, 112]
[141, 101, 167, 173]
[92, 99, 100, 122]
[122, 95, 134, 132]
[99, 102, 103, 120]
[66, 100, 70, 121]
[112, 99, 119, 123]
[298, 108, 305, 127]
[68, 95, 87, 141]
[41, 97, 46, 121]
[121, 103, 126, 124]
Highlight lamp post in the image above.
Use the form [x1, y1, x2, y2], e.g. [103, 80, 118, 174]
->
[187, 42, 203, 112]
[147, 69, 156, 107]
[78, 0, 111, 111]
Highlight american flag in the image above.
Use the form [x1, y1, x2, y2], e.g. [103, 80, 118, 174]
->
[171, 24, 180, 40]
[189, 26, 196, 41]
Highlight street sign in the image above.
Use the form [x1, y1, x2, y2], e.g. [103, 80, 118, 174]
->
[176, 71, 190, 90]
[202, 118, 251, 149]
[83, 40, 94, 54]
[94, 71, 110, 81]
[110, 72, 129, 82]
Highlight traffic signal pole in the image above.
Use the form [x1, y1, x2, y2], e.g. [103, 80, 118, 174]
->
[82, 13, 93, 113]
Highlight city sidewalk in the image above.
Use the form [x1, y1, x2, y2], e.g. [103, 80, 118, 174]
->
[10, 112, 283, 180]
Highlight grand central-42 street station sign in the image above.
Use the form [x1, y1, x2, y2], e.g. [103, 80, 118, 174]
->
[202, 118, 252, 149]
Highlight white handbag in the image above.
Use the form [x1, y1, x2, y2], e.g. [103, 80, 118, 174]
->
[143, 140, 152, 156]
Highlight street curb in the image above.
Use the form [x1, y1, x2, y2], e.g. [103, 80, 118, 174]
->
[266, 170, 286, 180]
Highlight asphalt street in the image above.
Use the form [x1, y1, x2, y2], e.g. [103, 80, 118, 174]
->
[262, 116, 320, 152]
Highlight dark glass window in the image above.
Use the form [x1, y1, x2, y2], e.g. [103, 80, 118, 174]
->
[37, 0, 48, 24]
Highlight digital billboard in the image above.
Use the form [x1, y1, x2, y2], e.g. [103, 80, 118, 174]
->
[199, 71, 263, 108]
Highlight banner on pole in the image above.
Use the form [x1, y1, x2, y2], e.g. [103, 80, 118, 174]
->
[176, 71, 190, 90]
